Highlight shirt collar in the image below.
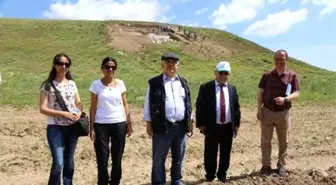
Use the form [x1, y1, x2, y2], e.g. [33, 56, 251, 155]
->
[163, 74, 179, 81]
[215, 80, 228, 86]
[271, 69, 289, 76]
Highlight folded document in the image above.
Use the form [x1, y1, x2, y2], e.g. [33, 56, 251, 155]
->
[285, 83, 292, 96]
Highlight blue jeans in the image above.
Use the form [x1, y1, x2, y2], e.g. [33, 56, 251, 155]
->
[47, 125, 79, 185]
[151, 123, 186, 185]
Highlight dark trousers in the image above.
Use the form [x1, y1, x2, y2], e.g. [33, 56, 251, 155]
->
[46, 125, 79, 185]
[94, 122, 126, 185]
[204, 123, 233, 180]
[152, 123, 186, 185]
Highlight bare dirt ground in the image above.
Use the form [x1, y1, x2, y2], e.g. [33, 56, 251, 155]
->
[106, 24, 154, 52]
[0, 105, 335, 185]
[105, 24, 232, 60]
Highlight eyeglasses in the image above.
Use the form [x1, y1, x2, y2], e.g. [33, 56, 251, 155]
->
[218, 71, 229, 75]
[55, 61, 71, 68]
[103, 65, 117, 70]
[275, 57, 286, 62]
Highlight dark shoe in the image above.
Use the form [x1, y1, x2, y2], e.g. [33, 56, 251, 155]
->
[171, 180, 185, 185]
[218, 176, 227, 183]
[260, 166, 272, 176]
[278, 167, 286, 177]
[205, 174, 215, 182]
[205, 178, 214, 182]
[109, 181, 120, 185]
[172, 183, 185, 185]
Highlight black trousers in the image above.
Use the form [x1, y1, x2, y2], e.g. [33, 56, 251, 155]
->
[94, 122, 126, 185]
[204, 123, 233, 180]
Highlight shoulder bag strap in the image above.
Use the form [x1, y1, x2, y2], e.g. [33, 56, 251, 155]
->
[50, 82, 70, 112]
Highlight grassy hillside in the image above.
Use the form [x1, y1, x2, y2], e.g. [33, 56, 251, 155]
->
[0, 18, 335, 108]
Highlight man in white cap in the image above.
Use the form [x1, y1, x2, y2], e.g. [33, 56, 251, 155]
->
[195, 61, 241, 183]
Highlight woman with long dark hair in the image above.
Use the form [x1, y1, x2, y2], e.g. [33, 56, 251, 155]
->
[39, 53, 82, 185]
[89, 57, 133, 185]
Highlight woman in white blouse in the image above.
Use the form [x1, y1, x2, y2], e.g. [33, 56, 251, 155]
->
[89, 57, 133, 185]
[39, 53, 82, 185]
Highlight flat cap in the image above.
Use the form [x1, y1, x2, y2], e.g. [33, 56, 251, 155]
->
[161, 52, 179, 61]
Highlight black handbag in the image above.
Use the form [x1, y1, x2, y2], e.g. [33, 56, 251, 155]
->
[50, 82, 90, 137]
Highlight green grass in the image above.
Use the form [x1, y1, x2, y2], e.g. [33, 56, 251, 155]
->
[0, 18, 335, 108]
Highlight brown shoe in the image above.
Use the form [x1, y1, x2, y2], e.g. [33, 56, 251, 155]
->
[260, 166, 272, 176]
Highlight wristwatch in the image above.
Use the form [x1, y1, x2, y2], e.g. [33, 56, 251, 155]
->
[284, 97, 289, 102]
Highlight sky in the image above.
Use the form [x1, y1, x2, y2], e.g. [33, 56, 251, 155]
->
[0, 0, 335, 71]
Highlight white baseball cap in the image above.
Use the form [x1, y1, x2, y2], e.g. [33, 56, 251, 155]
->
[216, 61, 231, 72]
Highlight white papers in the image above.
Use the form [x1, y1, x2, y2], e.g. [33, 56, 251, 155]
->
[285, 83, 292, 96]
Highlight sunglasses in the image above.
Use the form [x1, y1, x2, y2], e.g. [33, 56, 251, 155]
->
[218, 71, 229, 75]
[55, 61, 71, 68]
[103, 65, 117, 70]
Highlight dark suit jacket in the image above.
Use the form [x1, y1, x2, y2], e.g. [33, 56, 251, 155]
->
[195, 80, 241, 134]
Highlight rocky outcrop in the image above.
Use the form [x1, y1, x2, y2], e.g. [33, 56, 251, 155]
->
[147, 33, 173, 44]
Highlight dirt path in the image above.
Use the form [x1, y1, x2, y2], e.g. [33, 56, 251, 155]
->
[168, 32, 193, 43]
[0, 105, 335, 185]
[104, 24, 232, 60]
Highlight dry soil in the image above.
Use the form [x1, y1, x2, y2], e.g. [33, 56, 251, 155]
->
[0, 104, 335, 185]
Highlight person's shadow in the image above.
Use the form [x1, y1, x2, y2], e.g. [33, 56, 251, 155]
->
[140, 170, 269, 185]
[228, 171, 262, 181]
[139, 180, 207, 185]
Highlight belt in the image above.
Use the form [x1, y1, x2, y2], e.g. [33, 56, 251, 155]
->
[166, 120, 183, 125]
[263, 104, 289, 112]
[215, 122, 232, 127]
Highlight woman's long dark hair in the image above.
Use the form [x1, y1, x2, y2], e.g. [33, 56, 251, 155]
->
[101, 57, 117, 69]
[40, 53, 74, 91]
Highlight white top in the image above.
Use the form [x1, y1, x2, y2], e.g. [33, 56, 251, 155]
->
[40, 80, 78, 126]
[89, 79, 126, 124]
[143, 74, 186, 123]
[215, 81, 232, 124]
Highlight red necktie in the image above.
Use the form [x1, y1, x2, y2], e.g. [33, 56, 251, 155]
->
[219, 84, 226, 124]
